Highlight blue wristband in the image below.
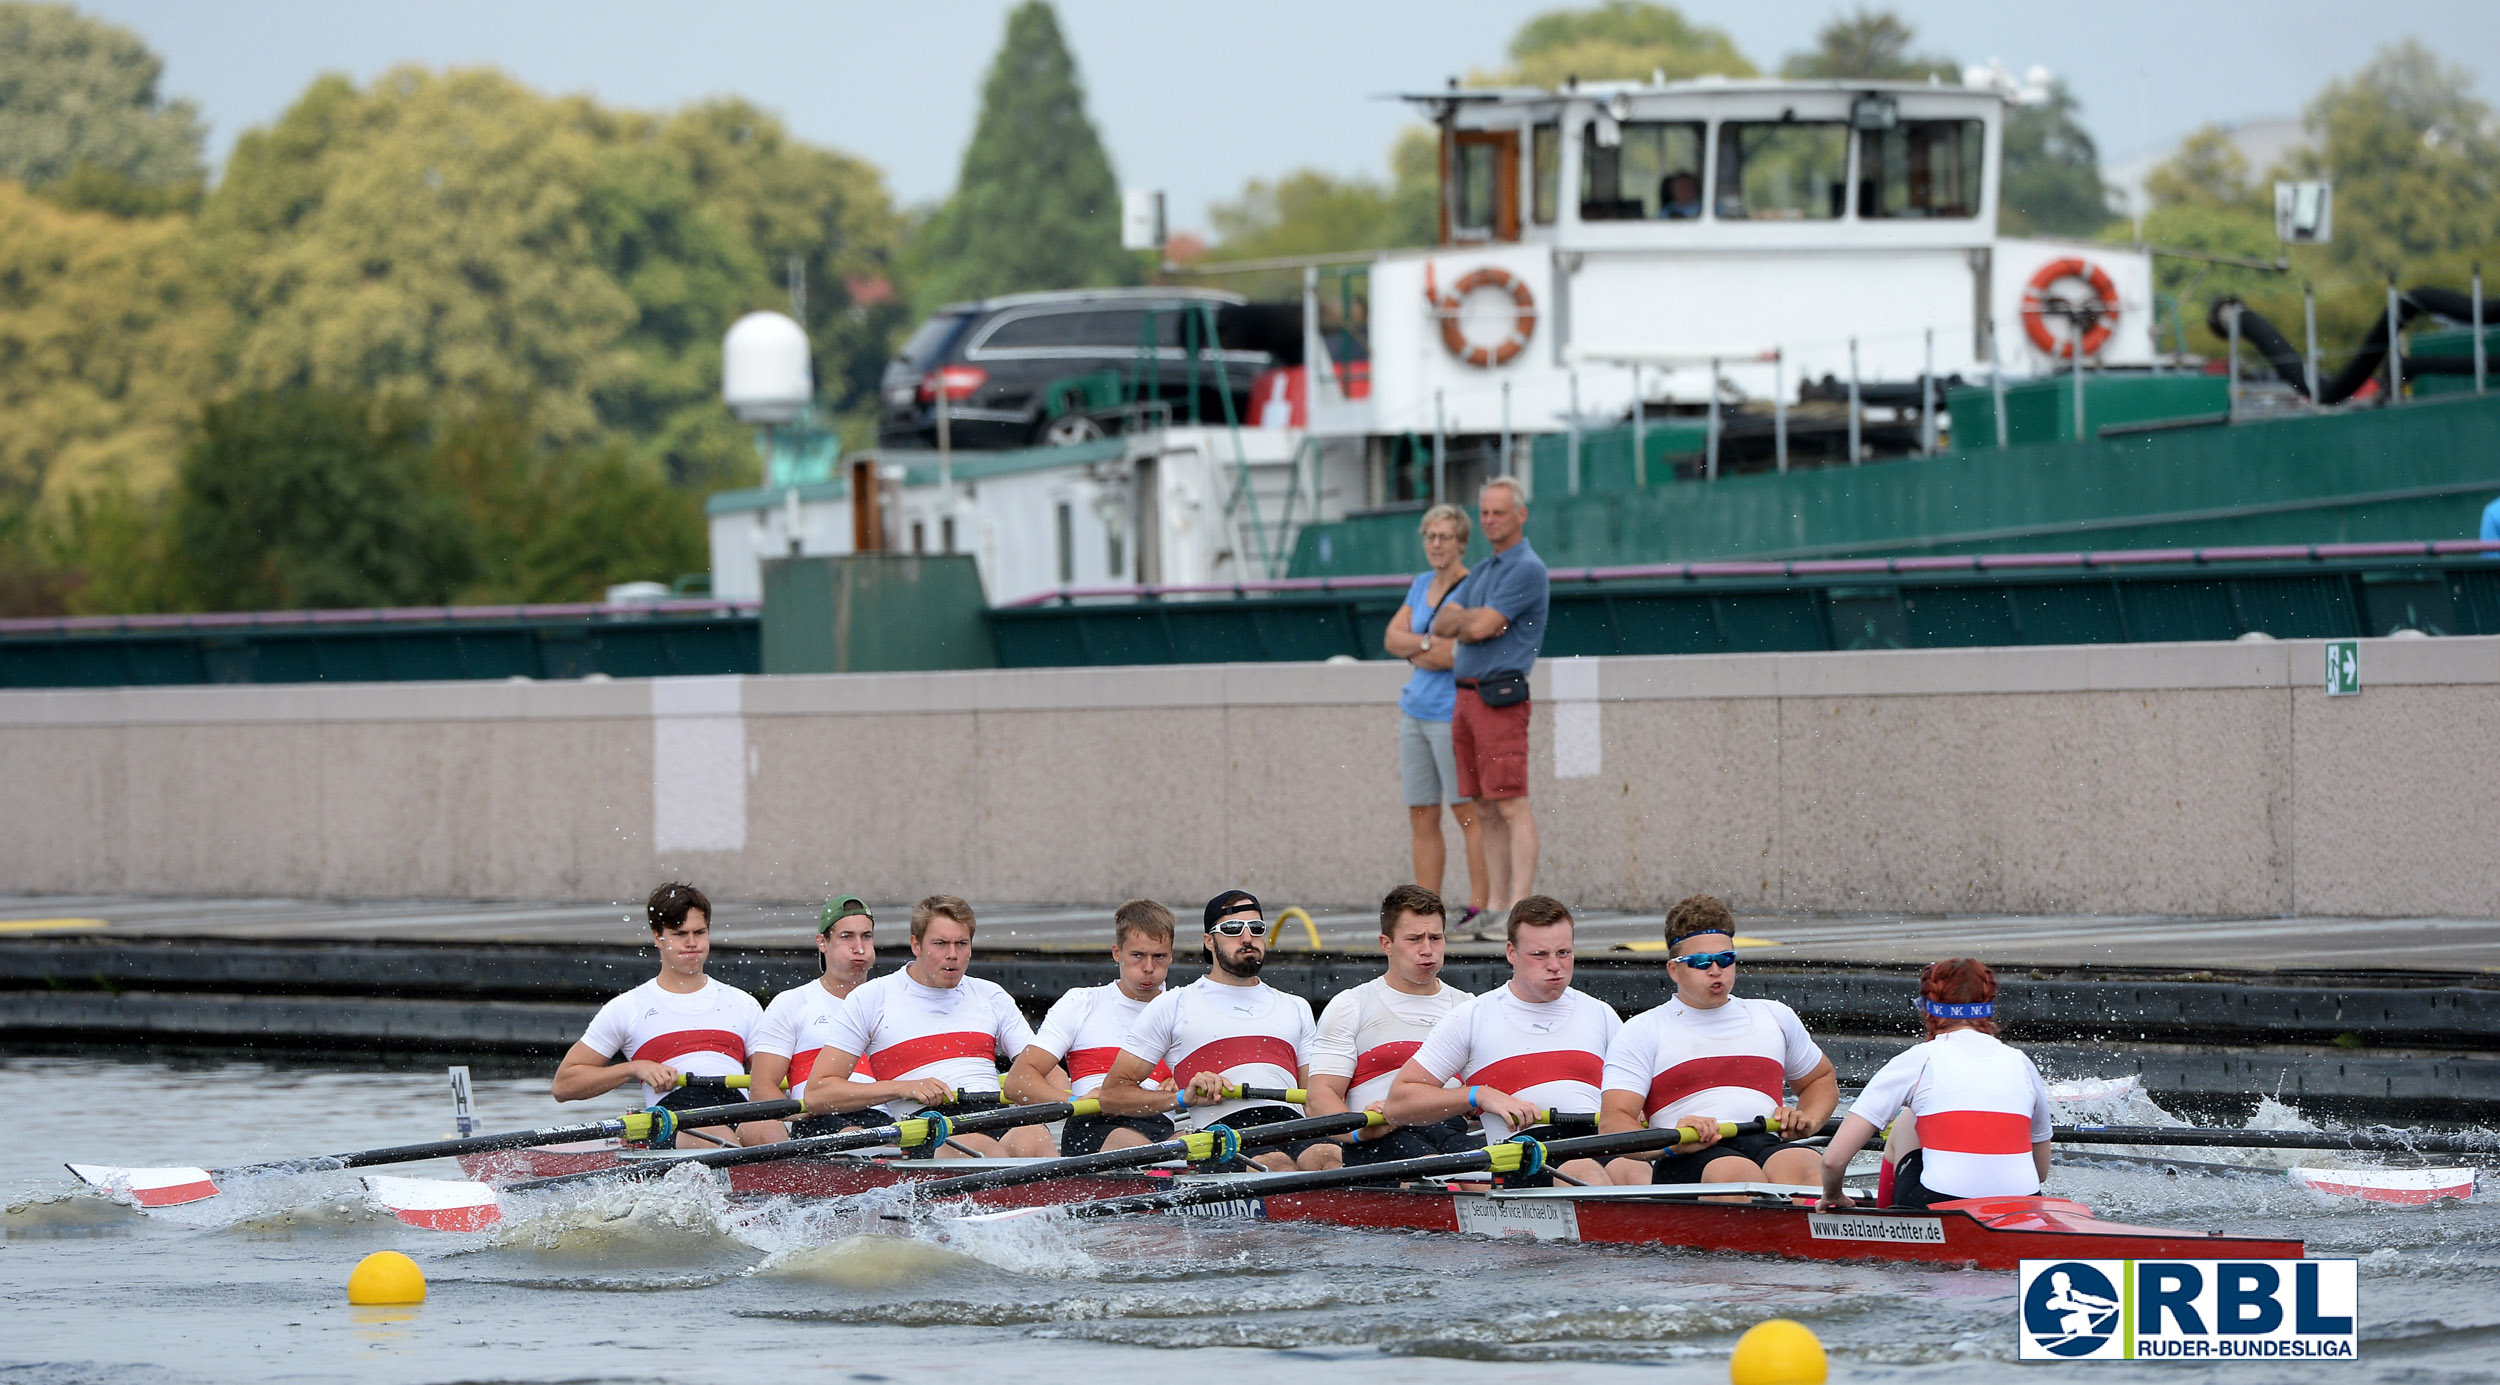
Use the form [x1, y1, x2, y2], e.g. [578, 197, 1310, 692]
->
[1467, 1085, 1481, 1112]
[1174, 1088, 1188, 1115]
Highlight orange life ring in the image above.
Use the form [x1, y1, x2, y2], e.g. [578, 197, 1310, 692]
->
[1428, 264, 1537, 368]
[2021, 257, 2119, 360]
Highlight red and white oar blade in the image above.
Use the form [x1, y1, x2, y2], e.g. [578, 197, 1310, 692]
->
[2290, 1165, 2480, 1205]
[67, 1164, 220, 1208]
[363, 1175, 502, 1231]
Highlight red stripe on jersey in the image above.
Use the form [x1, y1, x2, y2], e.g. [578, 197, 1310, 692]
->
[1352, 1040, 1423, 1090]
[1175, 1035, 1301, 1085]
[1642, 1055, 1787, 1118]
[869, 1030, 997, 1076]
[1066, 1046, 1122, 1081]
[632, 1029, 747, 1067]
[1916, 1109, 2036, 1155]
[788, 1048, 820, 1088]
[1466, 1049, 1604, 1097]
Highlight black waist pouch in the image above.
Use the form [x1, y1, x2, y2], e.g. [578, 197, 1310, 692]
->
[1473, 671, 1529, 708]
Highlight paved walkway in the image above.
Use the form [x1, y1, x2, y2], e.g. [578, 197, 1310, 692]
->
[3, 896, 2494, 974]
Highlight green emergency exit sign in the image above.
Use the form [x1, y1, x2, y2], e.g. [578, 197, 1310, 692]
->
[2325, 640, 2360, 696]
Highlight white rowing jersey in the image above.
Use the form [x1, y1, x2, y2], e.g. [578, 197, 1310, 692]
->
[1602, 995, 1827, 1128]
[1119, 976, 1316, 1125]
[749, 979, 880, 1103]
[1029, 982, 1169, 1097]
[1408, 985, 1622, 1140]
[577, 976, 763, 1105]
[1853, 1028, 2053, 1199]
[824, 968, 1036, 1118]
[1309, 975, 1473, 1110]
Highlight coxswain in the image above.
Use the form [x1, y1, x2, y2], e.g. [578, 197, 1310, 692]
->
[742, 894, 883, 1144]
[553, 882, 767, 1148]
[1307, 884, 1477, 1165]
[1385, 895, 1620, 1185]
[1096, 889, 1332, 1172]
[1817, 958, 2053, 1211]
[802, 895, 1055, 1158]
[1598, 893, 1837, 1188]
[1003, 900, 1178, 1154]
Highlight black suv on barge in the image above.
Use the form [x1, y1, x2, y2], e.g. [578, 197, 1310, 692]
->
[876, 287, 1296, 451]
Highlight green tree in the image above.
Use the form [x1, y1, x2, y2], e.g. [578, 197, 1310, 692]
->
[0, 3, 205, 191]
[2001, 81, 2113, 238]
[1501, 2, 1756, 86]
[427, 403, 703, 603]
[199, 67, 906, 490]
[908, 1, 1133, 310]
[1778, 7, 1955, 81]
[0, 178, 225, 512]
[2285, 42, 2500, 293]
[171, 388, 472, 611]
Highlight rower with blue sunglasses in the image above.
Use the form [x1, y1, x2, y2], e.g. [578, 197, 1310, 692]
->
[1597, 893, 1838, 1188]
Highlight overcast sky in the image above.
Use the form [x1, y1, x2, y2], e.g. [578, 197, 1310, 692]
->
[76, 1, 2500, 231]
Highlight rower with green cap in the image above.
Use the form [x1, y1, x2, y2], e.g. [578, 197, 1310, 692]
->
[744, 894, 886, 1143]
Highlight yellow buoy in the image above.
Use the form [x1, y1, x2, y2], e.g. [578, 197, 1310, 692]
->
[347, 1250, 426, 1305]
[1730, 1318, 1826, 1385]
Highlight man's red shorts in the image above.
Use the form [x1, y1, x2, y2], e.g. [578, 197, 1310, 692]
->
[1451, 685, 1531, 801]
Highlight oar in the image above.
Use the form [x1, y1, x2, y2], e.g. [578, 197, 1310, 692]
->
[991, 1118, 1774, 1221]
[906, 1109, 1375, 1201]
[2053, 1125, 2499, 1156]
[68, 1078, 793, 1209]
[362, 1096, 1095, 1230]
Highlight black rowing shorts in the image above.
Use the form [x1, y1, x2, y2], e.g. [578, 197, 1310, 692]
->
[1344, 1115, 1484, 1167]
[1645, 1128, 1818, 1184]
[1198, 1104, 1317, 1164]
[1059, 1111, 1176, 1156]
[787, 1107, 893, 1140]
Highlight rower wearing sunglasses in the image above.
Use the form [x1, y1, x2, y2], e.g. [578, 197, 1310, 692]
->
[1095, 890, 1334, 1172]
[1598, 893, 1837, 1188]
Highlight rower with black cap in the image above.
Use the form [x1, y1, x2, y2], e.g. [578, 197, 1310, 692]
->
[1095, 889, 1335, 1172]
[743, 894, 885, 1144]
[1598, 893, 1837, 1187]
[1816, 958, 2054, 1211]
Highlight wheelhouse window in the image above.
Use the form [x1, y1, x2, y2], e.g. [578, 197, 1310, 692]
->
[1579, 120, 1704, 221]
[1447, 130, 1520, 241]
[1858, 119, 1984, 219]
[1714, 121, 1849, 221]
[1531, 122, 1559, 225]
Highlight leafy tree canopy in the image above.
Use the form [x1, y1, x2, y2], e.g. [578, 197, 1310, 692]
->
[0, 179, 225, 511]
[0, 2, 205, 191]
[1779, 7, 1956, 82]
[1500, 2, 1756, 85]
[1205, 129, 1438, 295]
[907, 1, 1133, 310]
[200, 67, 905, 490]
[2001, 80, 2113, 238]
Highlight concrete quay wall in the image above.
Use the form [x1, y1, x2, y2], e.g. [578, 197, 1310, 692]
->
[2, 637, 2495, 918]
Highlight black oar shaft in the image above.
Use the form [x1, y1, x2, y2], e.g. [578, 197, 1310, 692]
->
[216, 1098, 799, 1178]
[505, 1099, 1087, 1193]
[2053, 1125, 2497, 1156]
[913, 1110, 1377, 1199]
[1067, 1119, 1769, 1218]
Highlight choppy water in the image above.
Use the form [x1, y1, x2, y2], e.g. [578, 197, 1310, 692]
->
[5, 1054, 2497, 1383]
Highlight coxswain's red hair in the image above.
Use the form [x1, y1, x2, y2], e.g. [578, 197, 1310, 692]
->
[1919, 957, 1999, 1037]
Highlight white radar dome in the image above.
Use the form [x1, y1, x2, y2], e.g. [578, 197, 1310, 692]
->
[722, 311, 812, 423]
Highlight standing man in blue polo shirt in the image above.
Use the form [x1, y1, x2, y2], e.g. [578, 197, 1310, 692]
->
[1432, 477, 1550, 942]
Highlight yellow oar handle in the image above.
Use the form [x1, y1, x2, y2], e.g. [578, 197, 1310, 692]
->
[1070, 1098, 1103, 1118]
[1676, 1120, 1748, 1145]
[670, 1074, 751, 1090]
[1223, 1084, 1309, 1104]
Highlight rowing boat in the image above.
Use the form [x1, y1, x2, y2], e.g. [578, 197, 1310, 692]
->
[421, 1145, 2304, 1269]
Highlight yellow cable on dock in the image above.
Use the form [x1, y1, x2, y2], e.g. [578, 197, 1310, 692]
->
[1276, 906, 1322, 950]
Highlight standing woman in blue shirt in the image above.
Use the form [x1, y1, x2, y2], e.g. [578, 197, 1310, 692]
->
[1384, 504, 1489, 929]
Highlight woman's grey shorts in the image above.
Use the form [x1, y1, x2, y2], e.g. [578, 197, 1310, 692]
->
[1400, 713, 1461, 807]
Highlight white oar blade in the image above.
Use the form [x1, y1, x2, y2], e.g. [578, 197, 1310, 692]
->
[957, 1205, 1057, 1223]
[362, 1175, 502, 1231]
[2290, 1166, 2479, 1205]
[67, 1164, 220, 1208]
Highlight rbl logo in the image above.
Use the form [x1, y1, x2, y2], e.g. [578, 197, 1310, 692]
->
[2018, 1259, 2358, 1361]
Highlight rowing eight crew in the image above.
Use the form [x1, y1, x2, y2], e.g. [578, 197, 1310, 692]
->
[552, 881, 2055, 1206]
